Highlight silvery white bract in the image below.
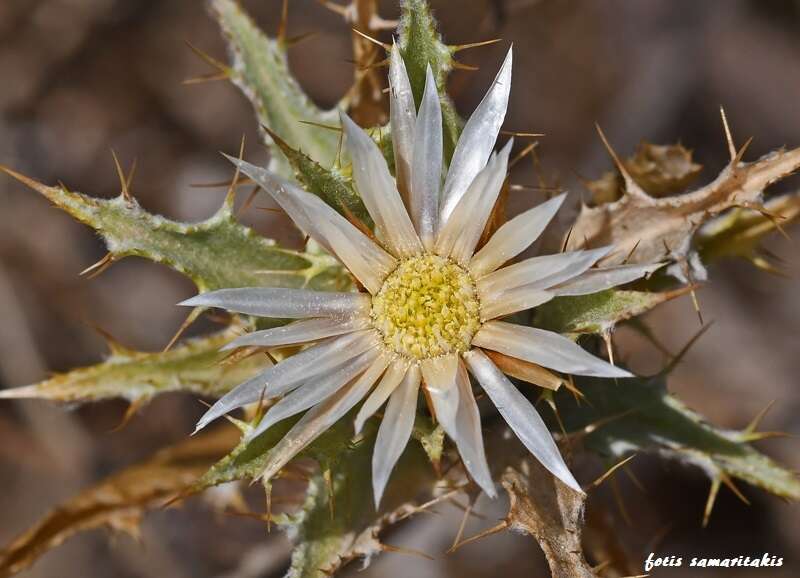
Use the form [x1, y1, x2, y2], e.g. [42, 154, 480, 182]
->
[181, 45, 658, 506]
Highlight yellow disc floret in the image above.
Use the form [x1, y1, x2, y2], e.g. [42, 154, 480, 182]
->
[370, 254, 481, 360]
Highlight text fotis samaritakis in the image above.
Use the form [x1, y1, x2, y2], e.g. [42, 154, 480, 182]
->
[645, 552, 784, 572]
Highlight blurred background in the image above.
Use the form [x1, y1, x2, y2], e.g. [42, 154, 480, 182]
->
[0, 0, 798, 577]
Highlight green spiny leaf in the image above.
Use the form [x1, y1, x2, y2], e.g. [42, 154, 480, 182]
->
[196, 409, 439, 493]
[0, 327, 267, 405]
[1, 167, 342, 294]
[264, 127, 372, 226]
[211, 0, 340, 176]
[196, 417, 300, 489]
[285, 420, 435, 578]
[197, 415, 438, 577]
[697, 192, 800, 273]
[197, 428, 437, 578]
[558, 375, 800, 501]
[398, 0, 462, 162]
[413, 415, 445, 467]
[398, 0, 451, 103]
[535, 288, 689, 335]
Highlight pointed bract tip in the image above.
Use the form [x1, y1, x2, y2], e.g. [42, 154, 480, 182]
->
[338, 109, 359, 135]
[178, 294, 207, 308]
[221, 151, 245, 167]
[0, 385, 40, 400]
[610, 367, 635, 379]
[585, 244, 615, 261]
[500, 136, 515, 157]
[194, 413, 215, 434]
[372, 478, 388, 511]
[502, 44, 513, 69]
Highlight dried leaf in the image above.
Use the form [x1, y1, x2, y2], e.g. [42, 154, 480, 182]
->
[0, 429, 239, 578]
[330, 0, 395, 126]
[569, 146, 800, 277]
[502, 464, 597, 578]
[626, 142, 703, 196]
[584, 170, 621, 206]
[0, 327, 266, 405]
[587, 142, 702, 203]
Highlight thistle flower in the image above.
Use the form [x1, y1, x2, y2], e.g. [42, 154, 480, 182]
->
[182, 45, 657, 505]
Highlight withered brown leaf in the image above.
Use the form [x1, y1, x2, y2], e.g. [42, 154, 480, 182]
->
[502, 462, 597, 578]
[0, 429, 238, 578]
[587, 142, 703, 203]
[569, 146, 800, 277]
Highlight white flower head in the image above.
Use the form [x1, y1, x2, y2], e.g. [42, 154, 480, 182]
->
[182, 46, 655, 506]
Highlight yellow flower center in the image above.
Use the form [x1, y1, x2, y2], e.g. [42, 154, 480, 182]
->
[370, 254, 481, 360]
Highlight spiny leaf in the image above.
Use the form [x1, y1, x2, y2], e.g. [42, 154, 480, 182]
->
[535, 287, 689, 335]
[196, 417, 359, 492]
[398, 0, 451, 100]
[0, 167, 342, 294]
[398, 0, 462, 162]
[697, 192, 800, 272]
[412, 415, 445, 467]
[285, 421, 435, 578]
[557, 375, 800, 502]
[0, 327, 265, 406]
[0, 429, 239, 578]
[265, 127, 372, 226]
[568, 144, 800, 278]
[586, 141, 703, 203]
[197, 415, 437, 578]
[211, 0, 341, 176]
[197, 410, 439, 494]
[195, 416, 300, 489]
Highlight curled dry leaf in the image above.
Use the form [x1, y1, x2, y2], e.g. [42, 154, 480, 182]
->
[569, 145, 800, 278]
[586, 142, 703, 203]
[0, 428, 239, 578]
